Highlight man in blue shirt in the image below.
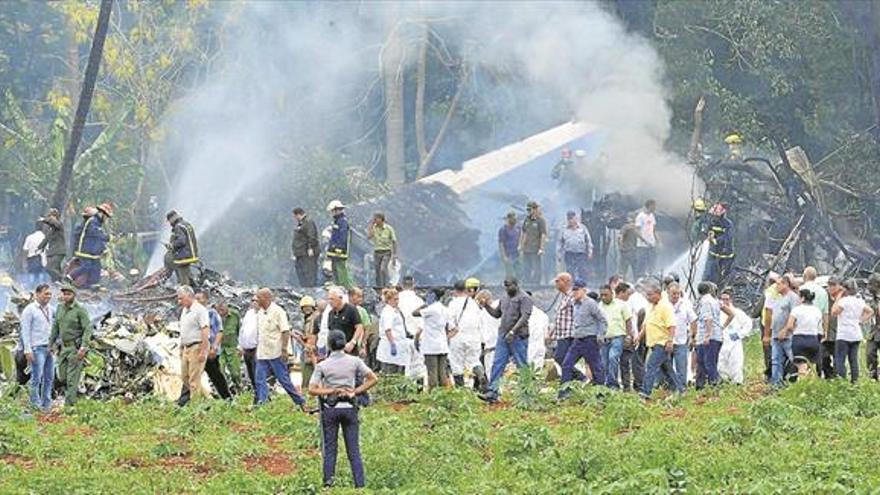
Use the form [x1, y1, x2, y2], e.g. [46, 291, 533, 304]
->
[558, 279, 607, 398]
[498, 212, 522, 280]
[19, 284, 54, 410]
[195, 291, 231, 399]
[694, 282, 723, 389]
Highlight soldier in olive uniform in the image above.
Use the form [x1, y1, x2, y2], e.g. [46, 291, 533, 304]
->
[866, 274, 880, 380]
[49, 285, 93, 406]
[216, 301, 242, 393]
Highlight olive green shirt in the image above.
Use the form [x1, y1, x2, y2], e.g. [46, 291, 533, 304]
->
[370, 224, 397, 252]
[521, 215, 547, 254]
[357, 306, 375, 338]
[221, 307, 241, 348]
[49, 300, 93, 349]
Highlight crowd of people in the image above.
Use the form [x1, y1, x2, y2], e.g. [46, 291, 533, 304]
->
[9, 193, 880, 489]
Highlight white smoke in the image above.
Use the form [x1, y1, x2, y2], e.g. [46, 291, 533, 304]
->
[452, 2, 693, 213]
[150, 1, 691, 271]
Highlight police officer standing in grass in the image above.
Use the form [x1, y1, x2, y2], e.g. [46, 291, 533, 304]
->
[310, 330, 378, 489]
[50, 284, 93, 407]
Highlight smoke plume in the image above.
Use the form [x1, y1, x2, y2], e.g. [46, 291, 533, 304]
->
[151, 1, 691, 274]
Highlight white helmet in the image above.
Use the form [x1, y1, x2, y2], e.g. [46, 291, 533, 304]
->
[326, 200, 346, 212]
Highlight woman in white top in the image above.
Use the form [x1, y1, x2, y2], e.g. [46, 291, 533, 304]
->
[377, 288, 410, 375]
[414, 288, 454, 390]
[782, 288, 824, 377]
[831, 280, 875, 382]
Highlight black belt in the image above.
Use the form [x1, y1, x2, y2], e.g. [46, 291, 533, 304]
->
[182, 342, 200, 349]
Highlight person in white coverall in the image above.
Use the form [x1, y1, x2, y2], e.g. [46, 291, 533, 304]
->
[528, 306, 549, 369]
[718, 290, 753, 384]
[447, 280, 487, 391]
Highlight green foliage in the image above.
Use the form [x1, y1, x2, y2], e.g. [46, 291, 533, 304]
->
[372, 373, 421, 403]
[656, 0, 869, 156]
[3, 359, 880, 493]
[510, 364, 553, 411]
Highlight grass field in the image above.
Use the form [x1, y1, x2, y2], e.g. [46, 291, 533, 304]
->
[1, 339, 879, 494]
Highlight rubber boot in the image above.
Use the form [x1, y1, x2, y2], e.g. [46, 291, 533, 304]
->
[473, 365, 488, 394]
[453, 374, 465, 387]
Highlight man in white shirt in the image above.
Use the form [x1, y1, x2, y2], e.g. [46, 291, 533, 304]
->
[447, 280, 486, 390]
[397, 276, 425, 379]
[634, 200, 658, 276]
[668, 283, 696, 387]
[237, 296, 260, 400]
[254, 287, 305, 408]
[22, 222, 47, 288]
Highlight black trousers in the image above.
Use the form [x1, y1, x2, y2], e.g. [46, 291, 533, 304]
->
[836, 340, 861, 383]
[242, 348, 258, 401]
[45, 254, 65, 282]
[866, 338, 880, 380]
[295, 256, 319, 287]
[821, 340, 836, 379]
[204, 356, 231, 399]
[321, 406, 365, 487]
[620, 342, 646, 391]
[792, 334, 821, 373]
[14, 350, 30, 386]
[380, 363, 404, 375]
[365, 333, 380, 372]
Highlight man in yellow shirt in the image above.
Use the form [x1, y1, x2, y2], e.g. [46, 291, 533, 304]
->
[638, 283, 684, 398]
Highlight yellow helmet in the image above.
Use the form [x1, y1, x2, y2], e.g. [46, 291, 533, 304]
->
[724, 133, 743, 145]
[299, 296, 316, 308]
[693, 198, 707, 212]
[464, 278, 481, 290]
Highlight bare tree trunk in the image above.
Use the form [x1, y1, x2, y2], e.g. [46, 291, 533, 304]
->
[383, 21, 406, 187]
[416, 66, 467, 179]
[687, 96, 705, 165]
[842, 0, 880, 138]
[869, 2, 880, 138]
[51, 0, 114, 213]
[415, 22, 429, 165]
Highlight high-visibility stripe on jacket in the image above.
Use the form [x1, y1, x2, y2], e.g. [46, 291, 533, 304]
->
[327, 214, 351, 260]
[72, 216, 108, 259]
[170, 220, 199, 265]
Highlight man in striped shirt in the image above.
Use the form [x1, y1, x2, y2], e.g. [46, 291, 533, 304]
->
[552, 273, 585, 381]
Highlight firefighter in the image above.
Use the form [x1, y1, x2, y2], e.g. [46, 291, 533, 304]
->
[551, 147, 574, 181]
[68, 203, 112, 289]
[704, 202, 734, 284]
[690, 198, 710, 243]
[724, 133, 743, 161]
[326, 200, 352, 289]
[164, 210, 199, 287]
[38, 208, 66, 282]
